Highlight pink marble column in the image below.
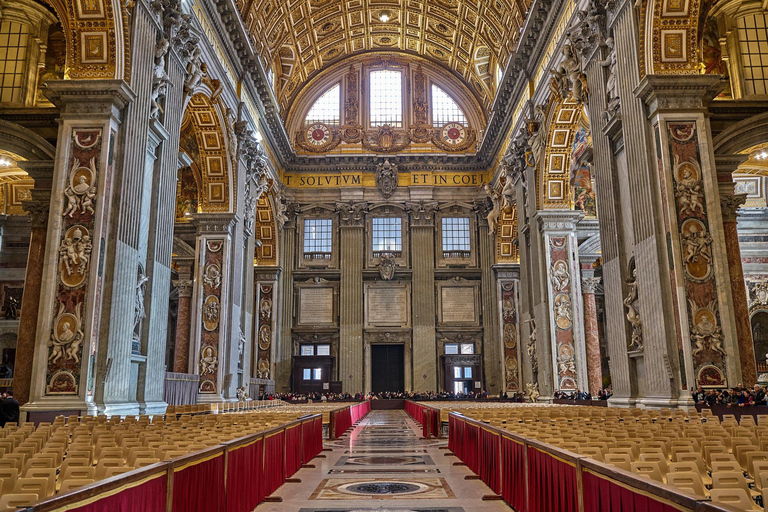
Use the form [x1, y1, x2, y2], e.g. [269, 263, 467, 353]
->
[15, 161, 53, 406]
[172, 280, 193, 373]
[582, 276, 602, 395]
[721, 191, 756, 386]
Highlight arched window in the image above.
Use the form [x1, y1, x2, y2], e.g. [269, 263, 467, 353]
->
[431, 85, 467, 126]
[369, 70, 403, 127]
[305, 84, 340, 125]
[0, 21, 29, 104]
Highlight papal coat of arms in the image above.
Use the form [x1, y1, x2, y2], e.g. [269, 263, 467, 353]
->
[375, 159, 398, 198]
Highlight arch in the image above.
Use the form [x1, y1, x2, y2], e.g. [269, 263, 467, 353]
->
[179, 92, 234, 213]
[254, 191, 279, 266]
[713, 111, 768, 155]
[41, 0, 129, 80]
[640, 0, 711, 76]
[495, 202, 519, 264]
[537, 97, 595, 215]
[0, 120, 56, 160]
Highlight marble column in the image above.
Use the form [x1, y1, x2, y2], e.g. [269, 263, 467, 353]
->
[409, 202, 437, 392]
[636, 75, 741, 394]
[23, 81, 134, 417]
[275, 211, 296, 391]
[172, 278, 193, 373]
[717, 154, 756, 386]
[479, 217, 502, 394]
[581, 271, 602, 395]
[537, 210, 587, 393]
[14, 161, 53, 406]
[190, 213, 237, 402]
[576, 11, 636, 405]
[338, 203, 366, 393]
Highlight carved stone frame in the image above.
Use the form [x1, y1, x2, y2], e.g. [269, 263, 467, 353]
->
[436, 278, 481, 327]
[296, 205, 339, 269]
[365, 204, 409, 269]
[363, 281, 412, 329]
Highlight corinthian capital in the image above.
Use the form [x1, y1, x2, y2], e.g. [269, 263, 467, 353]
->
[720, 192, 746, 222]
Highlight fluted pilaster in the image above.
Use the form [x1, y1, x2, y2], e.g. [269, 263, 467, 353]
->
[479, 222, 501, 394]
[339, 221, 365, 393]
[411, 222, 436, 392]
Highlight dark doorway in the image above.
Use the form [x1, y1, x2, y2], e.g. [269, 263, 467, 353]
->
[371, 344, 404, 393]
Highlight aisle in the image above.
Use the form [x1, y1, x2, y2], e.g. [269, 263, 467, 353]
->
[256, 410, 511, 511]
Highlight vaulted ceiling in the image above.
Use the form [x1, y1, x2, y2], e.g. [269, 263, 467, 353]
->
[235, 0, 530, 117]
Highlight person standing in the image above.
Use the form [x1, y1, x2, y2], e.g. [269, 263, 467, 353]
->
[0, 390, 19, 426]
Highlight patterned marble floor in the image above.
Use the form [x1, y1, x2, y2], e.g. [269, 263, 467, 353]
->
[255, 410, 511, 512]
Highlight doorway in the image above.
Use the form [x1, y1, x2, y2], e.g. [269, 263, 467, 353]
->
[371, 344, 404, 392]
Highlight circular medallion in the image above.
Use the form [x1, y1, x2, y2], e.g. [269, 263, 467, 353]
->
[441, 122, 466, 145]
[307, 123, 331, 146]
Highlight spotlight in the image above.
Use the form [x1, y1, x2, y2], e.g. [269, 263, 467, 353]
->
[379, 11, 391, 22]
[0, 156, 14, 167]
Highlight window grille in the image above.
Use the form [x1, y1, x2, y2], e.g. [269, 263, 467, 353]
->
[369, 70, 403, 127]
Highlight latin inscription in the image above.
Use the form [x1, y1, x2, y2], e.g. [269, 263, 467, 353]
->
[298, 287, 334, 325]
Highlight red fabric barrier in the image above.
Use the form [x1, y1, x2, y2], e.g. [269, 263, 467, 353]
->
[501, 436, 525, 512]
[301, 417, 323, 463]
[263, 431, 286, 497]
[333, 402, 370, 438]
[479, 428, 500, 494]
[226, 438, 264, 512]
[284, 424, 303, 478]
[65, 473, 166, 512]
[173, 453, 225, 512]
[582, 470, 683, 512]
[464, 422, 480, 475]
[527, 446, 578, 512]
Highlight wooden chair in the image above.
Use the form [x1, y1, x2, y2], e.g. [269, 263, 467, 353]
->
[24, 468, 56, 497]
[669, 461, 712, 487]
[0, 468, 18, 494]
[104, 466, 134, 478]
[61, 466, 95, 481]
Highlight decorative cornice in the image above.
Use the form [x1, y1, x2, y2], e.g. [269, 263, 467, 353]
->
[42, 80, 136, 116]
[634, 75, 724, 118]
[535, 210, 585, 232]
[191, 213, 238, 235]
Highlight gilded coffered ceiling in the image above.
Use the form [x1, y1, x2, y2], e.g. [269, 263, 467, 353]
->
[235, 0, 530, 116]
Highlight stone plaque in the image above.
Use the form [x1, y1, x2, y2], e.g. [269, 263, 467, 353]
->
[440, 287, 477, 324]
[365, 284, 410, 327]
[298, 287, 334, 325]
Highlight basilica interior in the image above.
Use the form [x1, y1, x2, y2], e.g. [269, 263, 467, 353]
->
[0, 0, 768, 509]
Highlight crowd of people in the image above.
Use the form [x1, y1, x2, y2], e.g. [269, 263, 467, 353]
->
[692, 383, 767, 406]
[261, 390, 532, 402]
[0, 390, 19, 426]
[553, 388, 613, 401]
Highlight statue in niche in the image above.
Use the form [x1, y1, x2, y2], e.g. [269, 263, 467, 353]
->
[550, 260, 571, 292]
[203, 263, 221, 289]
[681, 223, 713, 266]
[243, 188, 256, 235]
[378, 252, 397, 281]
[150, 38, 170, 119]
[526, 319, 538, 376]
[481, 182, 502, 234]
[624, 261, 643, 351]
[200, 346, 217, 375]
[526, 382, 540, 402]
[49, 302, 84, 364]
[597, 37, 620, 119]
[675, 166, 704, 214]
[132, 269, 149, 348]
[4, 296, 18, 320]
[551, 44, 585, 103]
[526, 116, 545, 168]
[375, 159, 399, 198]
[690, 301, 726, 357]
[184, 46, 207, 97]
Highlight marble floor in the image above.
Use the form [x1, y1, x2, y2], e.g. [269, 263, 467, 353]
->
[256, 410, 511, 512]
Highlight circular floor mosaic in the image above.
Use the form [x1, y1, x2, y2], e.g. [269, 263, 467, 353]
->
[337, 481, 430, 496]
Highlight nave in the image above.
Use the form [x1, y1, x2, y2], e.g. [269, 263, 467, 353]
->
[258, 410, 508, 512]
